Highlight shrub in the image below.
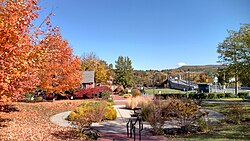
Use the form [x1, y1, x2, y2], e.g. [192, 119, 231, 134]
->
[98, 86, 112, 93]
[216, 93, 225, 98]
[165, 98, 200, 128]
[70, 103, 106, 127]
[155, 93, 188, 99]
[103, 103, 117, 120]
[141, 98, 201, 134]
[22, 93, 32, 101]
[68, 101, 116, 122]
[225, 103, 247, 124]
[101, 90, 113, 102]
[124, 88, 129, 94]
[131, 89, 141, 97]
[189, 93, 197, 99]
[73, 86, 112, 99]
[142, 99, 165, 135]
[188, 93, 207, 100]
[69, 102, 106, 139]
[207, 93, 217, 99]
[238, 92, 249, 98]
[196, 111, 209, 132]
[125, 96, 151, 109]
[225, 93, 234, 98]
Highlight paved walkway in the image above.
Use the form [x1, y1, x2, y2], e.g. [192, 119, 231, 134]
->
[50, 105, 224, 130]
[50, 95, 224, 140]
[50, 105, 168, 140]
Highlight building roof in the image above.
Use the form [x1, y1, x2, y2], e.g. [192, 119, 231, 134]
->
[82, 71, 95, 83]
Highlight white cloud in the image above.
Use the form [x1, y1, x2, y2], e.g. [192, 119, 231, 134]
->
[177, 62, 187, 67]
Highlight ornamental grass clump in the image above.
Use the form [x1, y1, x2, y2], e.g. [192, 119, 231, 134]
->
[125, 96, 151, 109]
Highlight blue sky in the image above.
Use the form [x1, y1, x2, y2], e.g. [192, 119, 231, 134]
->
[37, 0, 250, 70]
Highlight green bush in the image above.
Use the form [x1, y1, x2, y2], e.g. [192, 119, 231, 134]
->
[189, 93, 197, 99]
[225, 93, 234, 98]
[238, 92, 249, 98]
[124, 88, 129, 94]
[68, 101, 116, 121]
[131, 89, 141, 97]
[207, 93, 217, 99]
[101, 90, 113, 102]
[189, 93, 206, 99]
[216, 93, 225, 98]
[154, 93, 187, 99]
[21, 93, 32, 101]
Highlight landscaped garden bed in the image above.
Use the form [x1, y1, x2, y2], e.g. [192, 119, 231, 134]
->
[173, 103, 250, 140]
[124, 95, 250, 140]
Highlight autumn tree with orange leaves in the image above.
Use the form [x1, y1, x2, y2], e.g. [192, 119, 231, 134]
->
[0, 0, 40, 101]
[0, 0, 82, 103]
[80, 53, 110, 85]
[37, 27, 82, 94]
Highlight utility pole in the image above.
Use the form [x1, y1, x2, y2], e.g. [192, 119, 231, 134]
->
[235, 73, 238, 95]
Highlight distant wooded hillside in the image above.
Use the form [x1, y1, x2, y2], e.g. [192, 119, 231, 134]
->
[133, 65, 222, 87]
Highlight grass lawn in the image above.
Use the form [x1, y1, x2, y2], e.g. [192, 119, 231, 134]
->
[173, 124, 250, 141]
[145, 88, 186, 94]
[173, 102, 250, 141]
[218, 98, 243, 101]
[0, 100, 87, 141]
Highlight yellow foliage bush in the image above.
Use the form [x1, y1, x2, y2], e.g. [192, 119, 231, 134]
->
[131, 89, 141, 97]
[68, 101, 117, 121]
[103, 106, 117, 120]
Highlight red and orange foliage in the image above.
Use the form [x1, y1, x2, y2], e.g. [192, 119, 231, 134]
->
[37, 27, 82, 94]
[0, 0, 82, 103]
[74, 86, 112, 99]
[0, 0, 40, 100]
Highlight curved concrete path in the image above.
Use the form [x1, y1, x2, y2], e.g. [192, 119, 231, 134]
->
[50, 111, 72, 127]
[50, 105, 224, 133]
[50, 105, 147, 133]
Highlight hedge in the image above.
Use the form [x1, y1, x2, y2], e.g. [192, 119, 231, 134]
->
[154, 92, 237, 100]
[238, 92, 249, 98]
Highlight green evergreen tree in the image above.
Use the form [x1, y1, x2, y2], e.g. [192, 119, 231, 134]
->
[114, 56, 134, 88]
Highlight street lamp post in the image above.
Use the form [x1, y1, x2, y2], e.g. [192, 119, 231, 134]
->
[214, 76, 218, 93]
[188, 69, 190, 90]
[223, 71, 226, 93]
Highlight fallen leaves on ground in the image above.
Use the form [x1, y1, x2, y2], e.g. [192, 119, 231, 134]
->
[0, 100, 91, 141]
